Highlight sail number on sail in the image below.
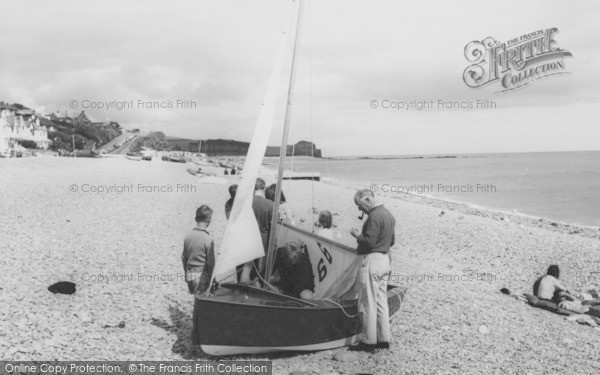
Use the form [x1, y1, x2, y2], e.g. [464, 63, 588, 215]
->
[316, 242, 333, 281]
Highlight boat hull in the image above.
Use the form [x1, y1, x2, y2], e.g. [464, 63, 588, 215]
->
[193, 283, 405, 356]
[200, 336, 359, 356]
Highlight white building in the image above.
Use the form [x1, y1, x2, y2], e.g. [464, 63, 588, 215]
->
[0, 109, 51, 153]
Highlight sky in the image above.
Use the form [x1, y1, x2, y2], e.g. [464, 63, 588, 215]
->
[1, 0, 599, 156]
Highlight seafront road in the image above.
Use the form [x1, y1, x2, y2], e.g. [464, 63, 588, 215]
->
[108, 134, 139, 155]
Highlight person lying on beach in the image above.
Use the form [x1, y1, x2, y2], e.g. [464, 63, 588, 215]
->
[181, 205, 215, 295]
[316, 210, 333, 240]
[265, 183, 295, 225]
[534, 265, 579, 304]
[224, 184, 237, 220]
[274, 242, 315, 300]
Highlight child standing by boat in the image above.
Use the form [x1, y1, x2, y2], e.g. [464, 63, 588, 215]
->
[182, 205, 215, 294]
[316, 210, 334, 240]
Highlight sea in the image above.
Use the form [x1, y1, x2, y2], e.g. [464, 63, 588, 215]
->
[283, 151, 600, 228]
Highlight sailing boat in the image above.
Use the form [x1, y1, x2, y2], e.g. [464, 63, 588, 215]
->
[193, 0, 405, 356]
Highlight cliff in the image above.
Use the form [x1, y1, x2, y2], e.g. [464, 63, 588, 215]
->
[199, 139, 249, 155]
[197, 139, 321, 157]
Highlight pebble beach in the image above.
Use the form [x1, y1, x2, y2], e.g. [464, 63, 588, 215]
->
[1, 156, 599, 375]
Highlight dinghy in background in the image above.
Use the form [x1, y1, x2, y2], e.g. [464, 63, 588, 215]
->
[281, 170, 321, 181]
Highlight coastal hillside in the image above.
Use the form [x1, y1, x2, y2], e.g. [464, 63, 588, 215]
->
[164, 136, 200, 152]
[41, 117, 122, 151]
[164, 136, 322, 157]
[130, 131, 172, 153]
[1, 101, 122, 151]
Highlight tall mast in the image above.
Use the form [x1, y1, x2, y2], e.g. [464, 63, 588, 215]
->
[264, 0, 304, 284]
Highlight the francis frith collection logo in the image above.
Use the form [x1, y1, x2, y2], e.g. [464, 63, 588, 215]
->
[463, 28, 572, 92]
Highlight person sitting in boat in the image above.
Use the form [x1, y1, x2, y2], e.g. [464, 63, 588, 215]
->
[265, 183, 295, 225]
[534, 264, 579, 304]
[182, 205, 215, 295]
[316, 210, 333, 240]
[224, 184, 237, 220]
[274, 242, 315, 300]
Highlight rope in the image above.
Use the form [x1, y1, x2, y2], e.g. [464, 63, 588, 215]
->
[322, 298, 359, 318]
[253, 260, 279, 292]
[391, 287, 406, 303]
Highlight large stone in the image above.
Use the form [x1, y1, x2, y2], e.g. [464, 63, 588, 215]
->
[332, 351, 358, 362]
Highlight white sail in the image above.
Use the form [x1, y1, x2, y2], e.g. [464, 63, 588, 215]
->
[212, 1, 301, 280]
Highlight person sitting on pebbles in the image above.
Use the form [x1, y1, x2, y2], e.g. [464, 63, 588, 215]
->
[534, 264, 579, 304]
[181, 205, 215, 295]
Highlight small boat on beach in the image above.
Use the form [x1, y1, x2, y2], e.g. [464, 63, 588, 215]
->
[192, 0, 405, 356]
[219, 162, 234, 169]
[281, 170, 321, 181]
[169, 156, 187, 163]
[195, 282, 404, 356]
[125, 155, 141, 161]
[187, 167, 228, 184]
[195, 221, 406, 356]
[187, 167, 201, 176]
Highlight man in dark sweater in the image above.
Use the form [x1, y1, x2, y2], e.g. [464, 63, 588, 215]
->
[350, 189, 395, 352]
[240, 178, 274, 282]
[252, 178, 274, 252]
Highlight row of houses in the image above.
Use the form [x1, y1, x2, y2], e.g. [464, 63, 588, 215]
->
[0, 108, 51, 154]
[0, 102, 110, 155]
